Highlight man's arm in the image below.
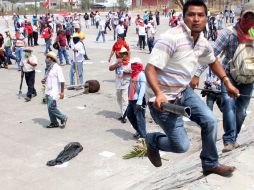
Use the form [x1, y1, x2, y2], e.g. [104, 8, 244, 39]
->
[209, 59, 239, 98]
[145, 64, 167, 110]
[59, 82, 64, 99]
[108, 50, 115, 62]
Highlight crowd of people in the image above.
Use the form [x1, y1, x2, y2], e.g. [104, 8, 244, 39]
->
[0, 0, 254, 179]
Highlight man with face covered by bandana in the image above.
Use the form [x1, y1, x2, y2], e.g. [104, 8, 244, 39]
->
[191, 3, 254, 153]
[20, 48, 38, 102]
[68, 33, 85, 90]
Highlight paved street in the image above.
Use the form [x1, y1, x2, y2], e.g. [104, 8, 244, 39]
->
[0, 13, 254, 190]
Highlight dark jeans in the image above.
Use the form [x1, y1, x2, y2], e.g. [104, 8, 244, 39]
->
[127, 100, 146, 138]
[96, 21, 99, 29]
[206, 93, 221, 111]
[139, 35, 146, 49]
[66, 35, 71, 46]
[33, 32, 38, 45]
[28, 34, 33, 46]
[147, 37, 154, 53]
[25, 70, 36, 98]
[104, 23, 111, 33]
[221, 78, 253, 145]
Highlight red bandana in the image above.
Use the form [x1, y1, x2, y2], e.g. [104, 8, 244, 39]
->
[131, 63, 143, 78]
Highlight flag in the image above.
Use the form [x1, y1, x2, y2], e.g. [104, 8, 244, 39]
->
[44, 0, 49, 8]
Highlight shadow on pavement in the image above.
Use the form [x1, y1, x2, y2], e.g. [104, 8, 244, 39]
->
[32, 118, 49, 128]
[106, 128, 134, 141]
[96, 110, 120, 119]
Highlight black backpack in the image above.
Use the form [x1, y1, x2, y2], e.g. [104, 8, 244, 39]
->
[84, 14, 89, 20]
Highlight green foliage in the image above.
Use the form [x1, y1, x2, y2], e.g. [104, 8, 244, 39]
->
[118, 0, 127, 10]
[122, 139, 147, 159]
[80, 0, 91, 10]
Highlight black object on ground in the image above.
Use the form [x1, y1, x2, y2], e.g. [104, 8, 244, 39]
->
[47, 142, 83, 166]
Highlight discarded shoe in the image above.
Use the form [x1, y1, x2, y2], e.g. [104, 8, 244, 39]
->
[203, 164, 236, 176]
[145, 138, 162, 167]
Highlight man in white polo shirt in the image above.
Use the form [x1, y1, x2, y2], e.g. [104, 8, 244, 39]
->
[145, 0, 239, 177]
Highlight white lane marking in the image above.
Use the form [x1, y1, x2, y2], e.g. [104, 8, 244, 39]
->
[76, 106, 85, 110]
[99, 151, 115, 158]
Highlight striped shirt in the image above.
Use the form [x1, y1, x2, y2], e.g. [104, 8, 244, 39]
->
[146, 22, 216, 101]
[195, 25, 239, 77]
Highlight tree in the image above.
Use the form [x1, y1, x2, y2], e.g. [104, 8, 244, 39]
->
[175, 0, 185, 9]
[80, 0, 91, 10]
[118, 0, 127, 10]
[9, 0, 19, 14]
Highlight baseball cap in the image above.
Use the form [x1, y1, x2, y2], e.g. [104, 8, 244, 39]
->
[242, 2, 254, 16]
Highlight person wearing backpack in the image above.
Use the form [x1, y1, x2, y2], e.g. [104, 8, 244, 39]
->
[190, 5, 254, 153]
[84, 13, 89, 29]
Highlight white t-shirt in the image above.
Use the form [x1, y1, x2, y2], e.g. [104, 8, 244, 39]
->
[95, 14, 101, 22]
[20, 55, 38, 72]
[99, 20, 105, 32]
[116, 25, 125, 35]
[112, 60, 131, 89]
[71, 41, 85, 63]
[138, 25, 146, 35]
[45, 63, 65, 100]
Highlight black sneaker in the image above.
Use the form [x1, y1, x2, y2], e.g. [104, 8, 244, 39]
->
[60, 116, 68, 129]
[118, 116, 123, 121]
[46, 123, 59, 128]
[32, 92, 37, 97]
[145, 138, 162, 167]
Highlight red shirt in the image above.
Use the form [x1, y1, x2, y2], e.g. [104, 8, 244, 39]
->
[25, 25, 33, 35]
[55, 32, 67, 47]
[112, 40, 130, 58]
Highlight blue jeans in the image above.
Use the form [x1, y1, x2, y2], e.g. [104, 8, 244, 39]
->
[58, 46, 69, 65]
[5, 47, 16, 64]
[127, 100, 147, 138]
[221, 78, 253, 145]
[96, 31, 105, 42]
[206, 93, 221, 112]
[46, 95, 66, 125]
[45, 39, 52, 54]
[15, 47, 24, 70]
[69, 60, 84, 85]
[147, 87, 218, 169]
